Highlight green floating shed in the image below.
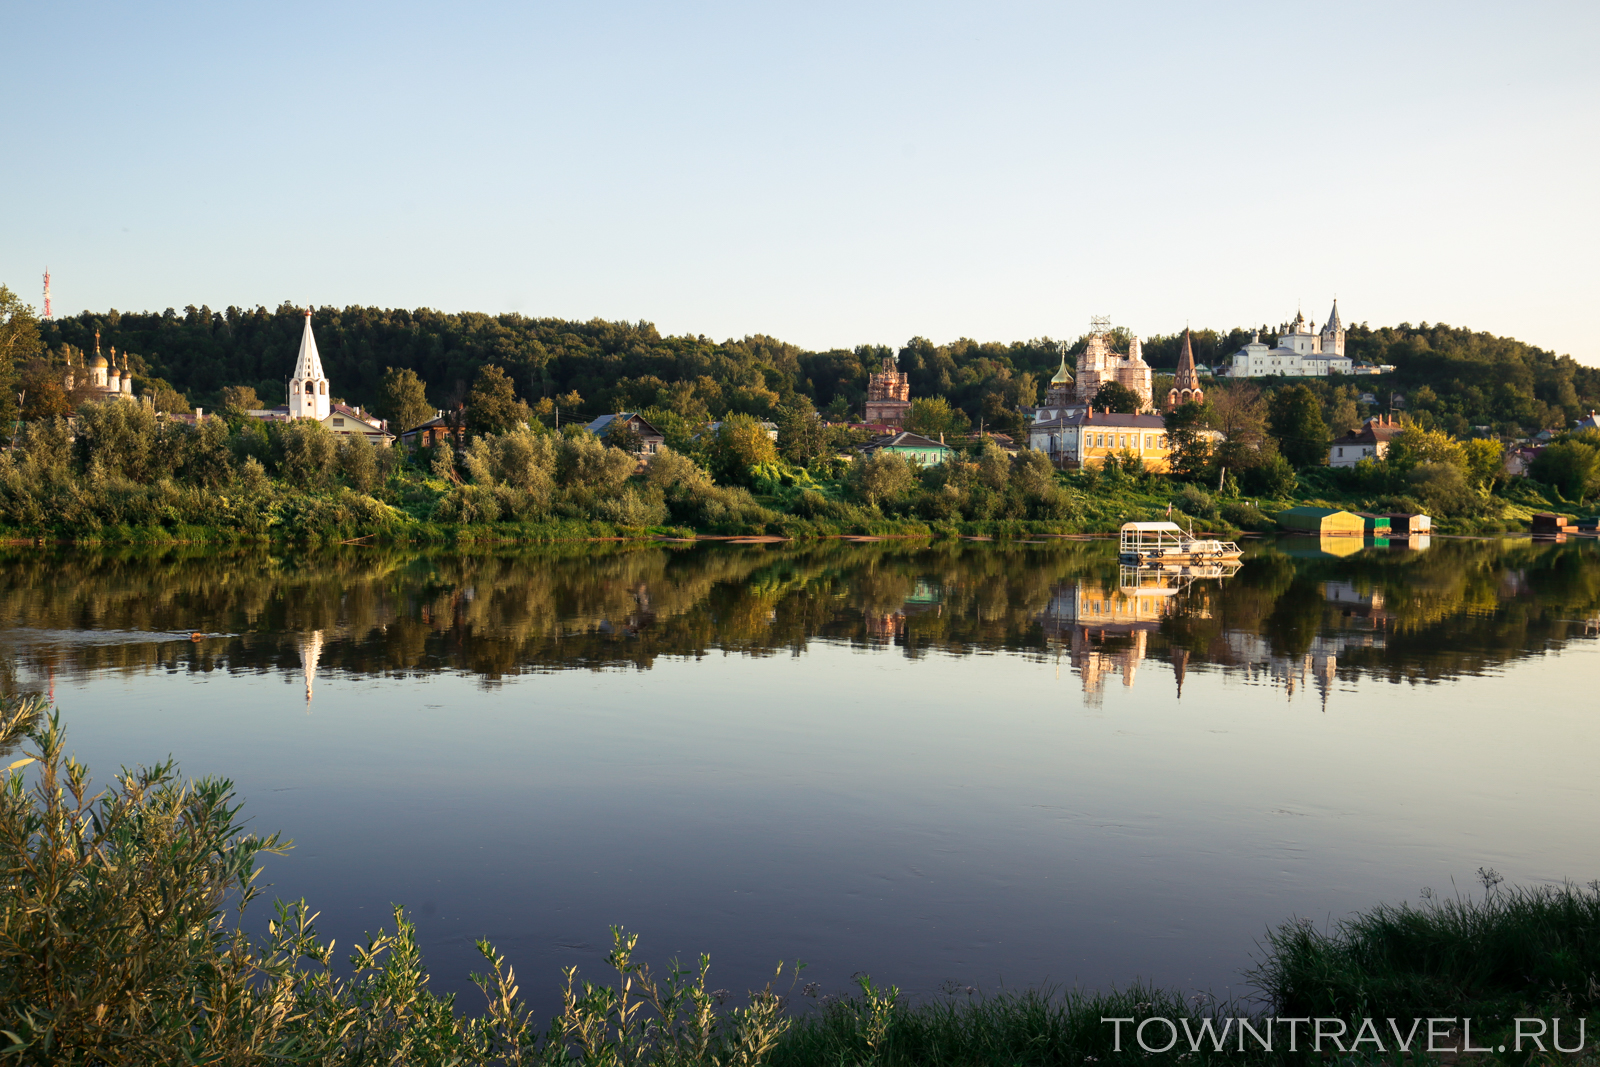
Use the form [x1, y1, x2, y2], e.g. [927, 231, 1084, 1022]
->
[1276, 506, 1367, 536]
[1356, 513, 1392, 533]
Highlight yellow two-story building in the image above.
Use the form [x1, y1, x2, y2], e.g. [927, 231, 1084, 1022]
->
[1027, 408, 1172, 470]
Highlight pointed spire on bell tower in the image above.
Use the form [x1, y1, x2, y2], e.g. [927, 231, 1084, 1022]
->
[288, 307, 331, 421]
[1165, 326, 1205, 412]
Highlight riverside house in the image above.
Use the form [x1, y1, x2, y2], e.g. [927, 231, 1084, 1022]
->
[859, 431, 954, 465]
[1328, 415, 1403, 468]
[1027, 408, 1171, 471]
[583, 413, 666, 456]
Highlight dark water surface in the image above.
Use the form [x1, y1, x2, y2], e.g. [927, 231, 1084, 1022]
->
[3, 536, 1598, 1012]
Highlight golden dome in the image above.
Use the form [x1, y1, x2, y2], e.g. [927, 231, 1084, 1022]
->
[1050, 353, 1073, 385]
[90, 354, 109, 369]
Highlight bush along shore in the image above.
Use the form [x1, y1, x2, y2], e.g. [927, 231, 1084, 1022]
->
[0, 403, 1591, 545]
[7, 701, 1600, 1067]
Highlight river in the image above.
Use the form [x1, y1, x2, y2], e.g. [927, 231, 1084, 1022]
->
[3, 535, 1597, 1012]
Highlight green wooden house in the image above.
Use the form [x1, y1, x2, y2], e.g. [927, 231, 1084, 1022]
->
[861, 432, 954, 465]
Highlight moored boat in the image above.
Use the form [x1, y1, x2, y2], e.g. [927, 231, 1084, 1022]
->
[1118, 521, 1242, 564]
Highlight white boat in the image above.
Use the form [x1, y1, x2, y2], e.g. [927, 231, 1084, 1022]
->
[1118, 521, 1242, 564]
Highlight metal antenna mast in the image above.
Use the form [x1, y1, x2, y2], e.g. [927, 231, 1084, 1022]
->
[42, 268, 52, 319]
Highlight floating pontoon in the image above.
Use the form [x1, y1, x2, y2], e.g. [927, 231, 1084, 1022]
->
[1118, 521, 1242, 564]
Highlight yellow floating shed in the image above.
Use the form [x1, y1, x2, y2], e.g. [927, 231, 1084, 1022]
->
[1275, 506, 1367, 536]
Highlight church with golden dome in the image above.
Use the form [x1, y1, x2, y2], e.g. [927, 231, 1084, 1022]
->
[66, 331, 136, 401]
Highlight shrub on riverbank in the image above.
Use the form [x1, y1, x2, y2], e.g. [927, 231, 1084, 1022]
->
[0, 408, 1570, 543]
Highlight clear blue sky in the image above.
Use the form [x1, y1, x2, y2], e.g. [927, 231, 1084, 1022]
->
[4, 1, 1597, 363]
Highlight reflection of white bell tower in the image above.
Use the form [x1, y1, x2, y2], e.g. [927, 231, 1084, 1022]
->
[288, 309, 331, 419]
[298, 630, 324, 709]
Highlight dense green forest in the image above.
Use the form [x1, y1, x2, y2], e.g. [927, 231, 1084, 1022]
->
[5, 293, 1595, 438]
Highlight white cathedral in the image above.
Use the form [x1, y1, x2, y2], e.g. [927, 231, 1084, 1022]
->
[250, 310, 393, 445]
[1224, 301, 1352, 377]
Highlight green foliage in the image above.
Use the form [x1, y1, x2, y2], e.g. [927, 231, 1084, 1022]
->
[0, 704, 292, 1064]
[17, 359, 71, 421]
[1386, 423, 1467, 472]
[186, 415, 237, 489]
[1462, 436, 1506, 491]
[1218, 499, 1273, 530]
[1347, 319, 1598, 435]
[375, 366, 435, 433]
[1530, 439, 1600, 502]
[849, 451, 915, 509]
[706, 414, 779, 486]
[27, 297, 1600, 444]
[774, 404, 830, 467]
[604, 420, 644, 455]
[0, 286, 40, 424]
[558, 432, 635, 492]
[0, 707, 797, 1066]
[1092, 381, 1142, 414]
[1406, 460, 1473, 514]
[1251, 876, 1600, 1027]
[1266, 384, 1330, 468]
[1162, 400, 1214, 482]
[271, 419, 338, 486]
[431, 438, 456, 479]
[218, 384, 261, 416]
[338, 435, 380, 494]
[1171, 484, 1218, 523]
[149, 381, 191, 414]
[904, 397, 969, 436]
[467, 364, 532, 436]
[1239, 453, 1296, 497]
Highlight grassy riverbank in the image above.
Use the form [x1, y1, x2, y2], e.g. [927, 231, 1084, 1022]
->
[0, 451, 1573, 546]
[6, 702, 1600, 1066]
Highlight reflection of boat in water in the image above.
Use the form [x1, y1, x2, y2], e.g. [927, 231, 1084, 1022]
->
[1119, 521, 1242, 564]
[1118, 560, 1242, 595]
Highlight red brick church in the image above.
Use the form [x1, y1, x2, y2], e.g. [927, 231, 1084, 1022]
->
[864, 353, 911, 426]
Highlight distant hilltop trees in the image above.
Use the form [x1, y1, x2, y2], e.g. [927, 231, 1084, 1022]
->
[1, 293, 1595, 439]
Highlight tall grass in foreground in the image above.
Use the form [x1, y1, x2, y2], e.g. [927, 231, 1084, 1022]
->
[1252, 877, 1600, 1023]
[6, 696, 1600, 1065]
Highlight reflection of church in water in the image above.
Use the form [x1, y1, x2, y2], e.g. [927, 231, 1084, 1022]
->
[1039, 574, 1189, 703]
[864, 581, 943, 643]
[298, 631, 324, 709]
[1039, 570, 1378, 706]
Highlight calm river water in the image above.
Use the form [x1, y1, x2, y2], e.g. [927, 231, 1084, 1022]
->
[3, 535, 1598, 1011]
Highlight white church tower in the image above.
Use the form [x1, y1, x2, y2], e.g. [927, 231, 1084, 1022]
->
[1319, 299, 1346, 358]
[289, 309, 331, 420]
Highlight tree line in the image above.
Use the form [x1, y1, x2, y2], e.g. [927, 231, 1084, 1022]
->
[3, 286, 1591, 439]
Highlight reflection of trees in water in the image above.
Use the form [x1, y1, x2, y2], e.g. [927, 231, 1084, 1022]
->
[0, 539, 1595, 693]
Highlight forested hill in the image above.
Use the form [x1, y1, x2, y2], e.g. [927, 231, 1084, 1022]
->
[32, 302, 1600, 434]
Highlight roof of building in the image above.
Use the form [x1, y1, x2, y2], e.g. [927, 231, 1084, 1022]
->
[585, 412, 664, 439]
[293, 311, 326, 382]
[328, 403, 387, 431]
[1032, 409, 1166, 430]
[402, 414, 450, 434]
[1331, 417, 1404, 447]
[1325, 299, 1342, 333]
[1172, 329, 1199, 389]
[862, 431, 953, 452]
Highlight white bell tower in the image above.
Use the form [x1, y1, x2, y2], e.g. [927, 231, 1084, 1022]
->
[288, 309, 331, 420]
